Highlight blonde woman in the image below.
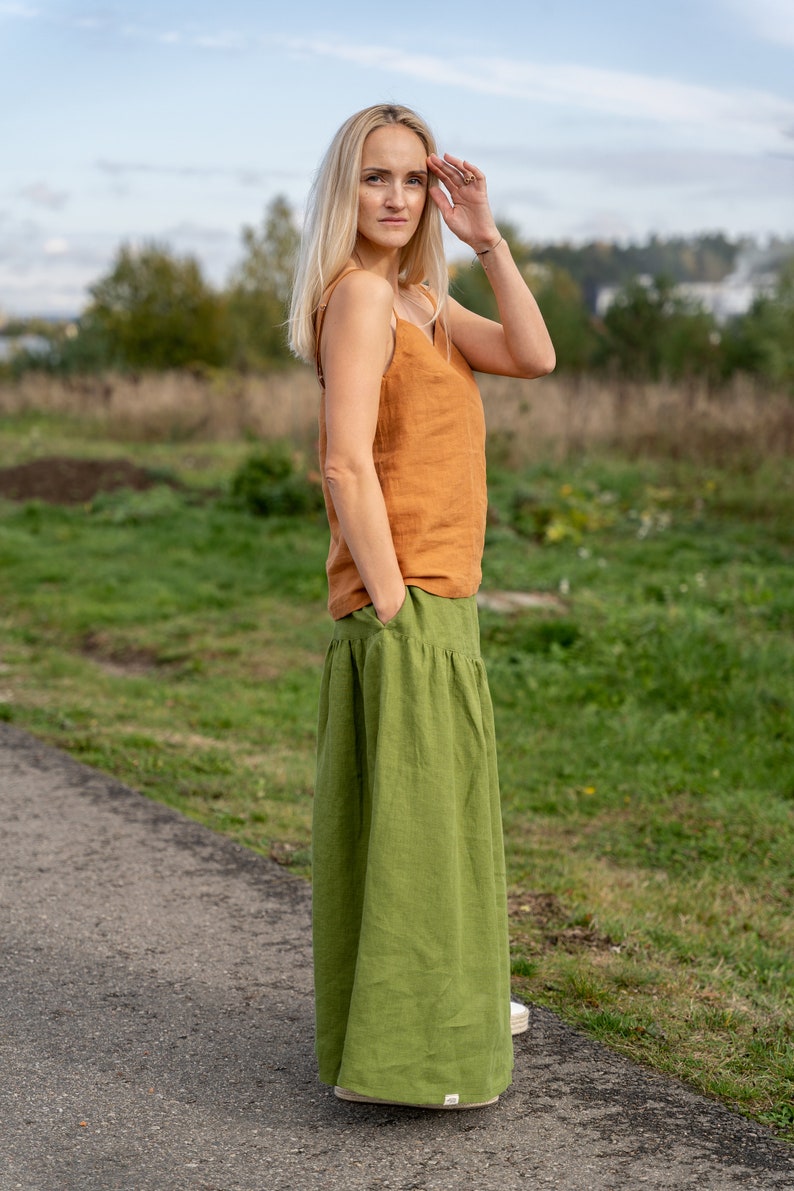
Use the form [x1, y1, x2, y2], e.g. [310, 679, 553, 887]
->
[290, 103, 554, 1110]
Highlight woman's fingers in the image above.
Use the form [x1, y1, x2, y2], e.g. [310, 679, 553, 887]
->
[428, 153, 484, 190]
[446, 156, 484, 188]
[445, 154, 482, 183]
[427, 152, 497, 244]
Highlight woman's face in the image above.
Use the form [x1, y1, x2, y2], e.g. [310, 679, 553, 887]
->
[357, 124, 429, 252]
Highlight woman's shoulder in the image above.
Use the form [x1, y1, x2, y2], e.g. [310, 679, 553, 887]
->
[322, 267, 394, 326]
[325, 266, 391, 303]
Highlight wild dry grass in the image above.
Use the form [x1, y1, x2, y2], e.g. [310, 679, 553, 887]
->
[2, 369, 792, 465]
[0, 370, 320, 448]
[481, 372, 794, 466]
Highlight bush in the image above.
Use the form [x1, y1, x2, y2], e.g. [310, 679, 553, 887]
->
[230, 443, 324, 517]
[510, 482, 617, 544]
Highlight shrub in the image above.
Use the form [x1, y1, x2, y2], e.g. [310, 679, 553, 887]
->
[230, 443, 324, 517]
[510, 482, 616, 544]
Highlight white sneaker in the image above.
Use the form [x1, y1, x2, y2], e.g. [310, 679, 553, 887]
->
[510, 999, 529, 1035]
[334, 1086, 498, 1109]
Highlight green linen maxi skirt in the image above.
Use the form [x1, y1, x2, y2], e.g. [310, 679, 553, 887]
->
[313, 585, 513, 1106]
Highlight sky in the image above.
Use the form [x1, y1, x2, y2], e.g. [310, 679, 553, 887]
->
[2, 0, 793, 316]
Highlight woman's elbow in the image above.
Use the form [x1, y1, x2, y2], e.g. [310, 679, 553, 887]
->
[535, 345, 556, 376]
[323, 460, 353, 492]
[323, 455, 374, 492]
[517, 345, 556, 379]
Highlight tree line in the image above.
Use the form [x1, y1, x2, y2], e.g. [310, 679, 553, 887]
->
[5, 197, 794, 389]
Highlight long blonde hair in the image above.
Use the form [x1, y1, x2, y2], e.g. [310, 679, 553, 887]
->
[288, 103, 448, 364]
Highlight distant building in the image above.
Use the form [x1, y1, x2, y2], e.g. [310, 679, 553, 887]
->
[595, 245, 787, 324]
[0, 334, 53, 363]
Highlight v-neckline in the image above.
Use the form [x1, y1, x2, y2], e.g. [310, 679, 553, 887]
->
[394, 310, 437, 349]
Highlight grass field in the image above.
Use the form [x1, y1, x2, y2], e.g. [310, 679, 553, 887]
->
[1, 402, 792, 1139]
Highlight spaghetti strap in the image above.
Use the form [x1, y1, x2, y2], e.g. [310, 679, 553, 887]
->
[314, 267, 360, 387]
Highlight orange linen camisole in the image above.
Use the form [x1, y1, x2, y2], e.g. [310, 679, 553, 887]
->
[316, 271, 487, 621]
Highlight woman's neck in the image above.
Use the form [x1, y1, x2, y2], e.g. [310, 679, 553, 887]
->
[353, 240, 401, 292]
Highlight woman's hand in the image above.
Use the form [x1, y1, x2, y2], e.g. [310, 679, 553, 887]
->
[375, 585, 407, 625]
[426, 153, 500, 253]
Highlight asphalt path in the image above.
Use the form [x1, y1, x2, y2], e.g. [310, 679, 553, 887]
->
[1, 721, 793, 1191]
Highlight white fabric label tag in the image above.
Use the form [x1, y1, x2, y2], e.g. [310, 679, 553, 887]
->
[443, 1094, 460, 1106]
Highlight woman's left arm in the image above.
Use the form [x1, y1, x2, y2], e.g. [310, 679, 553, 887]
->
[427, 152, 556, 379]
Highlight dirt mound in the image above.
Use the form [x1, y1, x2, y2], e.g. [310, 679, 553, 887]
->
[0, 456, 179, 505]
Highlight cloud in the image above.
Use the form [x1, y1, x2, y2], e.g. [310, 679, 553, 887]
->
[491, 144, 794, 191]
[723, 0, 794, 48]
[95, 159, 301, 188]
[0, 262, 94, 316]
[192, 30, 245, 51]
[0, 3, 38, 17]
[0, 209, 40, 249]
[97, 159, 232, 180]
[161, 221, 242, 283]
[163, 220, 236, 243]
[282, 37, 794, 147]
[115, 19, 247, 53]
[483, 142, 794, 242]
[19, 181, 69, 210]
[0, 227, 124, 315]
[568, 210, 641, 243]
[470, 134, 794, 243]
[43, 237, 69, 256]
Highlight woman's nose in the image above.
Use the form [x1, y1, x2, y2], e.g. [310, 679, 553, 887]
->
[385, 185, 407, 208]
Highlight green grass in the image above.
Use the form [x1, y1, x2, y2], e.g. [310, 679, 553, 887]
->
[1, 411, 792, 1139]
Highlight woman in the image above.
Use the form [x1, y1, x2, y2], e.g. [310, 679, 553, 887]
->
[289, 103, 554, 1110]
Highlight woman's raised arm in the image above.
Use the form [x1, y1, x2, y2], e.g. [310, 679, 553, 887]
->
[427, 152, 556, 379]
